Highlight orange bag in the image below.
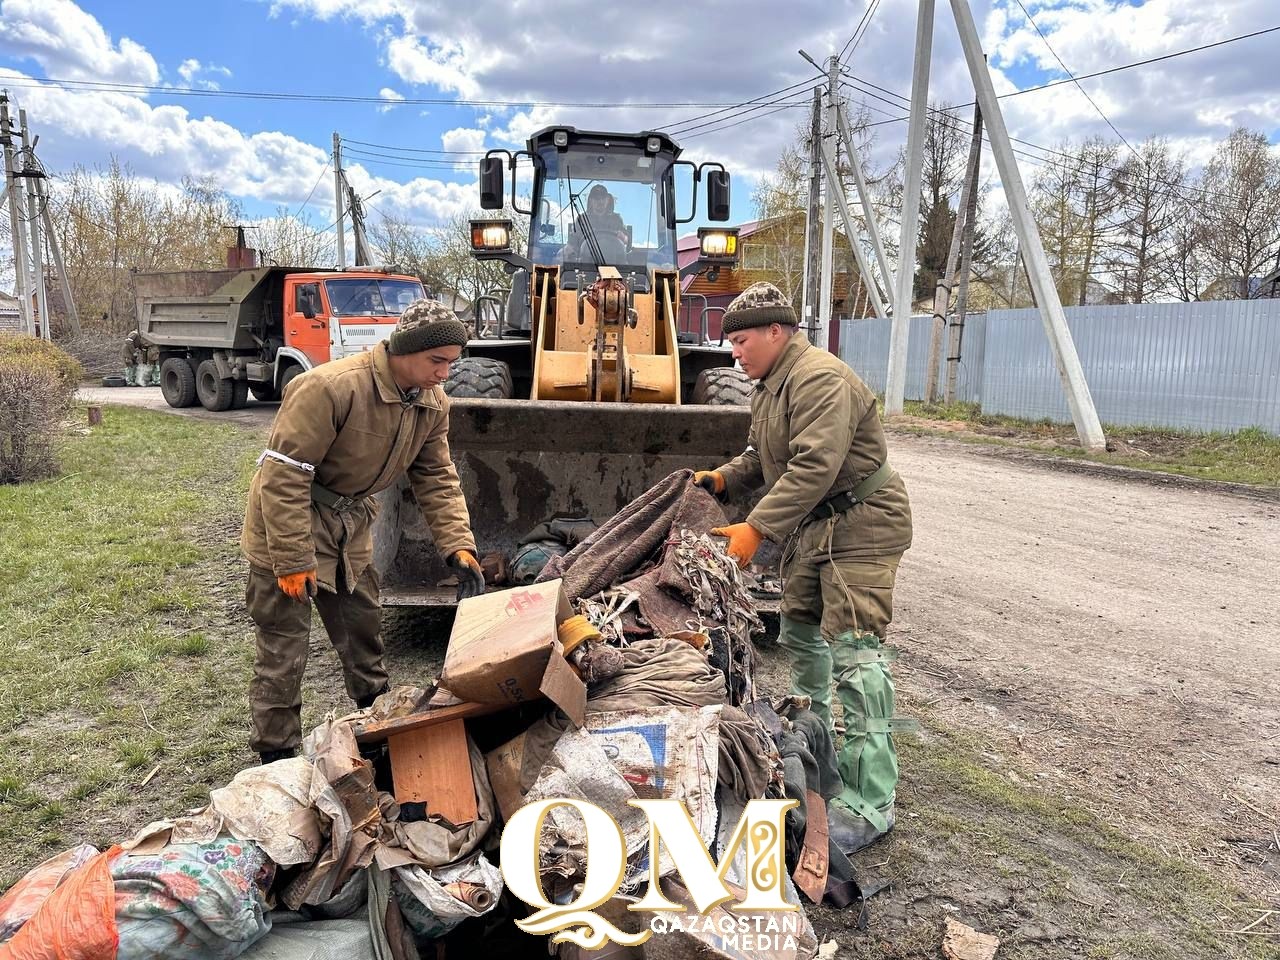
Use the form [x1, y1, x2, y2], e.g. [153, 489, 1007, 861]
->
[0, 846, 119, 960]
[0, 845, 98, 941]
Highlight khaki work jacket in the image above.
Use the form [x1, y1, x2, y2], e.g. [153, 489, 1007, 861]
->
[717, 334, 913, 559]
[240, 343, 476, 591]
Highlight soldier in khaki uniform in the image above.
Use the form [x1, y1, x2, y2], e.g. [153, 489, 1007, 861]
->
[241, 299, 485, 764]
[696, 282, 913, 852]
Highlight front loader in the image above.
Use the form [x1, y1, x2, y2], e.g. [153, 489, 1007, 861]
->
[373, 126, 759, 605]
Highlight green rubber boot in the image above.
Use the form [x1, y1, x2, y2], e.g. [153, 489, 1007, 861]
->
[776, 616, 833, 729]
[830, 631, 902, 846]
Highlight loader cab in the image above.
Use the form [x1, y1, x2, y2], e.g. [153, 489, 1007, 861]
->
[473, 126, 732, 302]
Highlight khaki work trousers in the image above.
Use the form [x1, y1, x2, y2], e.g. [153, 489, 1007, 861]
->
[246, 564, 388, 752]
[779, 549, 901, 639]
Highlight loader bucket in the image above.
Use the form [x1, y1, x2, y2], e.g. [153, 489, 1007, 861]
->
[372, 397, 753, 606]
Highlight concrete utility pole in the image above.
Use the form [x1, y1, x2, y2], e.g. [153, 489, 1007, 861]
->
[19, 109, 50, 340]
[835, 103, 895, 312]
[885, 0, 935, 415]
[801, 87, 823, 342]
[946, 104, 984, 404]
[821, 138, 888, 321]
[1, 93, 33, 334]
[333, 132, 347, 269]
[39, 172, 80, 335]
[816, 56, 840, 351]
[949, 0, 1103, 448]
[927, 102, 983, 403]
[347, 182, 372, 267]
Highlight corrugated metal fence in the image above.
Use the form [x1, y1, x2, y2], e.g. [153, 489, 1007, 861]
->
[838, 299, 1280, 434]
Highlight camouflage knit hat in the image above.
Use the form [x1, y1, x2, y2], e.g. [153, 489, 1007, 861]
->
[387, 298, 469, 355]
[721, 282, 798, 334]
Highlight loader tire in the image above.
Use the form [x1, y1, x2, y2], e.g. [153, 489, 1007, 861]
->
[692, 367, 753, 406]
[195, 359, 235, 412]
[160, 358, 198, 408]
[444, 357, 513, 399]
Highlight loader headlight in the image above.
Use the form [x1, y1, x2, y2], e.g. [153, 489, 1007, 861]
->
[470, 219, 512, 252]
[698, 227, 739, 263]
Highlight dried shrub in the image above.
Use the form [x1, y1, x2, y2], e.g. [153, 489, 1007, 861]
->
[0, 336, 83, 484]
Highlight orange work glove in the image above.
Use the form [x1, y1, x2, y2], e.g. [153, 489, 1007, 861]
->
[710, 522, 765, 569]
[448, 549, 486, 601]
[277, 569, 317, 602]
[693, 470, 726, 497]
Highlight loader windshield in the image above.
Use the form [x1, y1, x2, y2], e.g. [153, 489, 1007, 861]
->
[530, 144, 677, 280]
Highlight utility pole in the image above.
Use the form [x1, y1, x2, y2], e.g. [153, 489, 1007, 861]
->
[946, 104, 984, 404]
[333, 132, 347, 269]
[928, 101, 982, 403]
[821, 137, 888, 321]
[836, 103, 895, 312]
[801, 86, 823, 342]
[19, 109, 50, 340]
[949, 0, 1103, 449]
[347, 182, 371, 266]
[816, 56, 840, 350]
[1, 93, 33, 334]
[885, 0, 936, 415]
[37, 173, 79, 334]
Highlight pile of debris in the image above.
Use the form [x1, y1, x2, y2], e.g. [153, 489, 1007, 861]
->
[0, 470, 865, 960]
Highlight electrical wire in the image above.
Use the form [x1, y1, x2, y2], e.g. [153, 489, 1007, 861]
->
[1009, 0, 1137, 157]
[289, 161, 331, 221]
[838, 0, 879, 63]
[847, 0, 882, 61]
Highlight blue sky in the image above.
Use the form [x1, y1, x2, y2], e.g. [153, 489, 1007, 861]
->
[1, 0, 1277, 259]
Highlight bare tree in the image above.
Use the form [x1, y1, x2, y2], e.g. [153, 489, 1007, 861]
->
[1195, 127, 1280, 299]
[254, 207, 334, 268]
[1108, 137, 1187, 303]
[750, 134, 809, 308]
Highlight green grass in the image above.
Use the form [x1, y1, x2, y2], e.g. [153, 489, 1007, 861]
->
[0, 406, 265, 884]
[895, 400, 1280, 487]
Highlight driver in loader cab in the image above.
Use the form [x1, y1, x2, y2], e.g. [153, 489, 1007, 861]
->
[694, 282, 914, 854]
[240, 298, 485, 765]
[567, 183, 629, 260]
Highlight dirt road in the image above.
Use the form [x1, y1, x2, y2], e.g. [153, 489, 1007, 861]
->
[81, 391, 1280, 904]
[888, 434, 1280, 896]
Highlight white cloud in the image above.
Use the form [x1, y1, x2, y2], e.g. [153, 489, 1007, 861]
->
[176, 57, 232, 90]
[377, 86, 405, 113]
[0, 0, 159, 84]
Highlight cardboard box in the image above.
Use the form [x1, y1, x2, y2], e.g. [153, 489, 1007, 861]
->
[442, 579, 586, 725]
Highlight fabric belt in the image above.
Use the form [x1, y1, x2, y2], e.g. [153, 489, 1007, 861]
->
[807, 460, 893, 523]
[311, 481, 366, 514]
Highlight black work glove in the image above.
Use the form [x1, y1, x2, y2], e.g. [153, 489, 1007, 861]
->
[448, 550, 486, 602]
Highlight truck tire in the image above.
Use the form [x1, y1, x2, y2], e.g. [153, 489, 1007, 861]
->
[249, 382, 280, 402]
[279, 364, 305, 397]
[195, 359, 235, 412]
[691, 367, 753, 406]
[444, 358, 513, 399]
[160, 358, 198, 408]
[231, 380, 250, 409]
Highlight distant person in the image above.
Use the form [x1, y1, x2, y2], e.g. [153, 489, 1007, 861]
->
[239, 298, 484, 765]
[121, 330, 159, 386]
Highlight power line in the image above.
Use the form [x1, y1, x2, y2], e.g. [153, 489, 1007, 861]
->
[681, 102, 805, 141]
[342, 138, 486, 156]
[668, 92, 809, 138]
[289, 161, 331, 221]
[1, 74, 819, 110]
[1009, 0, 1137, 157]
[847, 0, 882, 61]
[662, 76, 820, 135]
[838, 0, 879, 63]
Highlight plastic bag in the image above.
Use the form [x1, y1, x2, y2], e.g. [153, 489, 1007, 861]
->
[0, 846, 120, 960]
[0, 845, 99, 942]
[392, 853, 503, 940]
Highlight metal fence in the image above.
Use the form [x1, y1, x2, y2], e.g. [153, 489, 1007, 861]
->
[838, 299, 1280, 434]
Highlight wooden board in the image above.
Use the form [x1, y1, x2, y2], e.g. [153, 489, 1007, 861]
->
[387, 718, 478, 826]
[353, 698, 506, 744]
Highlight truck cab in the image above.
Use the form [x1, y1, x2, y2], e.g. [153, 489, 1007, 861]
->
[284, 272, 426, 368]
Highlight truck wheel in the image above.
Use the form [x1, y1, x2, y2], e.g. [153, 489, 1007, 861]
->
[279, 364, 305, 397]
[249, 382, 280, 402]
[444, 358, 513, 399]
[159, 358, 198, 408]
[195, 359, 235, 412]
[691, 367, 753, 406]
[231, 380, 250, 409]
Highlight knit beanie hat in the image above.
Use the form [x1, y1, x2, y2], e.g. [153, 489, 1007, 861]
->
[720, 282, 798, 334]
[387, 298, 470, 355]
